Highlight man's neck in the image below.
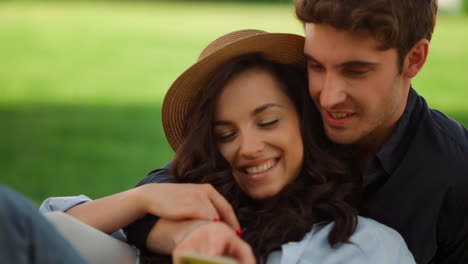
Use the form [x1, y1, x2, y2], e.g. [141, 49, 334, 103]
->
[357, 84, 412, 167]
[357, 127, 396, 167]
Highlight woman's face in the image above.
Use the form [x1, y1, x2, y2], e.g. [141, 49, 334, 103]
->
[213, 67, 304, 199]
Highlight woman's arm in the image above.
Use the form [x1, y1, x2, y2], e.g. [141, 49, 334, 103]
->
[65, 187, 146, 235]
[65, 183, 241, 235]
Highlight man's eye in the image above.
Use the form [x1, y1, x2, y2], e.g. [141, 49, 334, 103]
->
[308, 64, 324, 71]
[259, 120, 278, 127]
[345, 69, 370, 76]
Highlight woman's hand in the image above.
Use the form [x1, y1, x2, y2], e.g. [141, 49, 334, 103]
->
[138, 183, 240, 230]
[65, 183, 239, 236]
[172, 222, 256, 264]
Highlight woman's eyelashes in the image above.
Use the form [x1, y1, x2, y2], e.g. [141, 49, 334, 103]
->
[216, 130, 236, 142]
[215, 118, 280, 142]
[258, 119, 279, 128]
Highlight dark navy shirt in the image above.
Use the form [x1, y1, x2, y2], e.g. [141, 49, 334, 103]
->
[124, 88, 468, 264]
[361, 88, 468, 264]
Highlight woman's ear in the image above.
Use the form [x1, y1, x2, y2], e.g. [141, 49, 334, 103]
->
[403, 39, 429, 78]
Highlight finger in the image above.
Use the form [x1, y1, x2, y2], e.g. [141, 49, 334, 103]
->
[205, 184, 240, 230]
[184, 196, 220, 221]
[173, 227, 215, 263]
[228, 239, 256, 264]
[206, 229, 228, 256]
[166, 186, 220, 221]
[172, 248, 183, 264]
[173, 238, 202, 263]
[173, 248, 196, 264]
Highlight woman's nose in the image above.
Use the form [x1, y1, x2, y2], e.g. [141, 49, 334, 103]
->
[238, 131, 264, 158]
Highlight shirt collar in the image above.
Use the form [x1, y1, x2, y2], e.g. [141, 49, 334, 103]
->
[374, 87, 418, 175]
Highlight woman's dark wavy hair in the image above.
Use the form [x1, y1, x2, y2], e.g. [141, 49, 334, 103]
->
[143, 53, 360, 263]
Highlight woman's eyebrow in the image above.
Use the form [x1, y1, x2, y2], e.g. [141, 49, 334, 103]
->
[252, 103, 282, 116]
[213, 120, 232, 126]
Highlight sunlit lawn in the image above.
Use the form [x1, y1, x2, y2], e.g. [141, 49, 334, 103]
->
[1, 1, 467, 203]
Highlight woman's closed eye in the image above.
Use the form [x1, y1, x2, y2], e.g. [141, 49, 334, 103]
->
[216, 131, 236, 142]
[258, 119, 278, 128]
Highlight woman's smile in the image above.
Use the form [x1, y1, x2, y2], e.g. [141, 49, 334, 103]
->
[237, 157, 281, 182]
[243, 158, 279, 175]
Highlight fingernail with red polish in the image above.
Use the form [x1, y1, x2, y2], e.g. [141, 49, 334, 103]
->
[212, 218, 220, 222]
[236, 229, 243, 238]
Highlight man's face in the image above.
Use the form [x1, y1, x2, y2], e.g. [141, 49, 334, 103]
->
[304, 23, 409, 151]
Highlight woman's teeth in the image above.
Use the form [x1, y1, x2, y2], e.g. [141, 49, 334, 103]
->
[245, 159, 277, 174]
[331, 113, 351, 119]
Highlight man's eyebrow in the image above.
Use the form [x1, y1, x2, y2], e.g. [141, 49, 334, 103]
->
[341, 61, 378, 67]
[304, 53, 320, 64]
[252, 103, 282, 116]
[306, 53, 378, 68]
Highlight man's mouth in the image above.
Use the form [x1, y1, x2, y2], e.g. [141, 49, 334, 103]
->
[323, 111, 355, 127]
[244, 159, 278, 174]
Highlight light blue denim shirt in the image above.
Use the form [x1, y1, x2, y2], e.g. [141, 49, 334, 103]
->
[267, 217, 415, 264]
[40, 195, 128, 242]
[40, 196, 415, 264]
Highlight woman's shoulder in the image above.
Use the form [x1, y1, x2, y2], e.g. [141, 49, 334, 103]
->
[276, 216, 415, 264]
[309, 216, 405, 243]
[351, 216, 405, 244]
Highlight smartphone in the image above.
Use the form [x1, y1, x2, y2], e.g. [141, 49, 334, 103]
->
[179, 252, 239, 264]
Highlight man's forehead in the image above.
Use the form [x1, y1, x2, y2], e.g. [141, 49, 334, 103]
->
[304, 23, 388, 62]
[304, 23, 376, 44]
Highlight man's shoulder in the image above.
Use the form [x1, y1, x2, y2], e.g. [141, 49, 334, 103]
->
[426, 108, 468, 153]
[411, 105, 468, 163]
[136, 161, 175, 186]
[408, 107, 468, 183]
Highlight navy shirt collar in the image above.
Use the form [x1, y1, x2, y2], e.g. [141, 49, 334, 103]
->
[362, 87, 418, 188]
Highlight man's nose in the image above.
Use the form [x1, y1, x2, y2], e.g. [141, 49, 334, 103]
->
[239, 131, 264, 159]
[319, 73, 346, 109]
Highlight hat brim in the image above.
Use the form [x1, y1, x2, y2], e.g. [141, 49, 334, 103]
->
[162, 32, 306, 151]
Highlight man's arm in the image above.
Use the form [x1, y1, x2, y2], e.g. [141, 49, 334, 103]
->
[123, 162, 240, 253]
[137, 162, 176, 186]
[123, 162, 175, 250]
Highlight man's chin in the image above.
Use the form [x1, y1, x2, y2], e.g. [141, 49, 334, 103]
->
[325, 130, 360, 145]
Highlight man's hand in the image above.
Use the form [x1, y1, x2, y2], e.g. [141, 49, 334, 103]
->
[172, 222, 255, 264]
[137, 183, 240, 230]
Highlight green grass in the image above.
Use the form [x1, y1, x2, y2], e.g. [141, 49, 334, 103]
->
[1, 1, 467, 203]
[0, 104, 173, 200]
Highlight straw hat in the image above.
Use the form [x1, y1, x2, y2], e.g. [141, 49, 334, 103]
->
[162, 29, 306, 151]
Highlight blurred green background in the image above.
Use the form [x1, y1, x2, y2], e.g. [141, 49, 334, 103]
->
[1, 1, 467, 204]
